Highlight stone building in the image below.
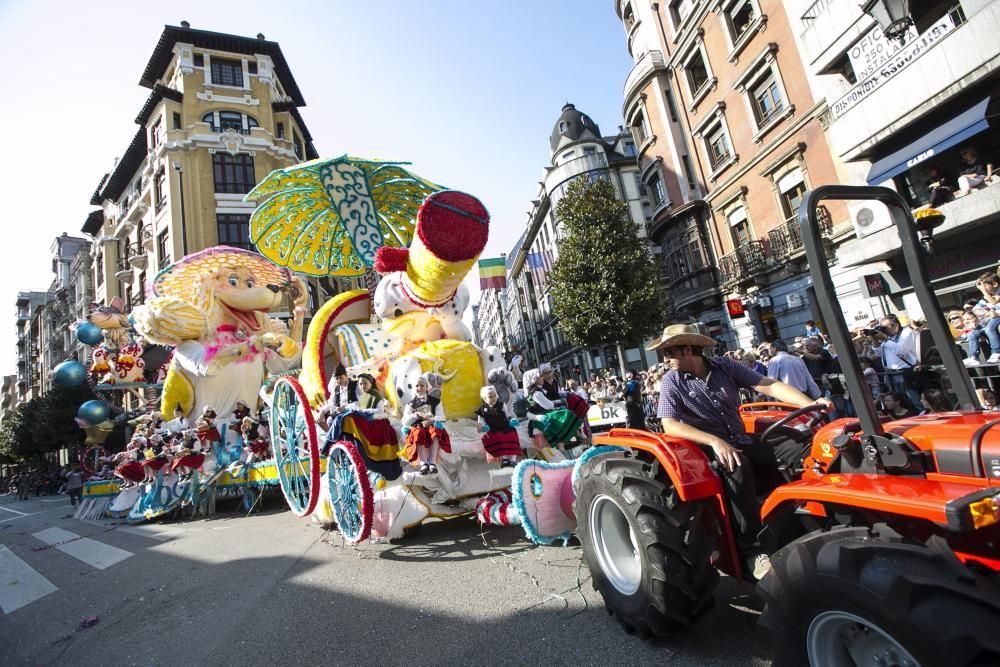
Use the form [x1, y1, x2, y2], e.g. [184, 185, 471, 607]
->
[85, 22, 321, 313]
[616, 0, 861, 349]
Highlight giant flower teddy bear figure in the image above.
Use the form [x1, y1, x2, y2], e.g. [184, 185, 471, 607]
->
[133, 247, 307, 424]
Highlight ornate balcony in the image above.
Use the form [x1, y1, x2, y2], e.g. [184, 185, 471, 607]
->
[719, 240, 769, 287]
[767, 207, 833, 261]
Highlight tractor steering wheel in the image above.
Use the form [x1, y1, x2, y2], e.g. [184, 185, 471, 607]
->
[759, 403, 828, 449]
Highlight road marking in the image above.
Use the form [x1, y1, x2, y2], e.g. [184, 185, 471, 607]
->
[0, 545, 58, 614]
[0, 512, 42, 524]
[41, 499, 70, 503]
[0, 506, 29, 516]
[32, 527, 133, 570]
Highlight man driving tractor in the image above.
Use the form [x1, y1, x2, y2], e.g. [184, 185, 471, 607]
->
[648, 324, 832, 580]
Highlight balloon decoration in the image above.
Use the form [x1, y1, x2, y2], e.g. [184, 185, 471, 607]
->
[52, 360, 87, 386]
[75, 322, 105, 345]
[78, 400, 111, 426]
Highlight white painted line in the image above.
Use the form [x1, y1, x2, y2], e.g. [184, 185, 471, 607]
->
[113, 524, 184, 541]
[32, 527, 133, 570]
[0, 506, 29, 516]
[0, 545, 58, 614]
[41, 499, 70, 503]
[0, 512, 41, 524]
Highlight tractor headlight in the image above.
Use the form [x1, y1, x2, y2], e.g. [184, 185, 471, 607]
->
[968, 495, 1000, 530]
[945, 489, 1000, 531]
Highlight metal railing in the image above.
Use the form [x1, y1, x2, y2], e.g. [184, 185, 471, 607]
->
[719, 240, 769, 286]
[800, 0, 836, 24]
[768, 209, 833, 260]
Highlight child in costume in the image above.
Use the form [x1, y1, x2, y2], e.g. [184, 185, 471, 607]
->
[402, 374, 451, 475]
[475, 385, 521, 468]
[169, 429, 205, 479]
[350, 373, 387, 416]
[164, 406, 189, 434]
[194, 406, 221, 449]
[241, 416, 270, 462]
[524, 368, 589, 450]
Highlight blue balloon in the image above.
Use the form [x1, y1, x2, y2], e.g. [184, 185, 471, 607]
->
[76, 322, 105, 346]
[53, 361, 86, 386]
[78, 400, 110, 426]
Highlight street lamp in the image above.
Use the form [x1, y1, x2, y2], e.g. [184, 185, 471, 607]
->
[861, 0, 913, 42]
[172, 161, 188, 256]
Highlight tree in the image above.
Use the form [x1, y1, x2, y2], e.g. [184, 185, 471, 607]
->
[0, 385, 93, 463]
[548, 178, 665, 375]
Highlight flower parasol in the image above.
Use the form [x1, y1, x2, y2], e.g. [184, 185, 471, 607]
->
[246, 155, 445, 277]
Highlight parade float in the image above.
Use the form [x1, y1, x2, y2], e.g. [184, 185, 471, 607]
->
[68, 153, 605, 543]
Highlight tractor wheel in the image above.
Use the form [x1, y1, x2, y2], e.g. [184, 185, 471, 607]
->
[758, 526, 1000, 667]
[574, 453, 719, 638]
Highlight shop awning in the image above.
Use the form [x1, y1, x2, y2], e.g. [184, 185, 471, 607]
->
[866, 96, 992, 185]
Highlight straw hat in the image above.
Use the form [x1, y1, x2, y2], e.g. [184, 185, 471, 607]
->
[151, 246, 293, 303]
[646, 324, 716, 351]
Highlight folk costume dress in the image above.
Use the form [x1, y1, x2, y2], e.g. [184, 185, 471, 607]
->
[327, 385, 402, 480]
[527, 388, 589, 447]
[401, 395, 452, 463]
[475, 402, 522, 460]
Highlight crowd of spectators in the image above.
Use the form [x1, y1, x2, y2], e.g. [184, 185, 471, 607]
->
[2, 465, 79, 501]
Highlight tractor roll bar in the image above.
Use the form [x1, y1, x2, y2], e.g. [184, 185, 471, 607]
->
[798, 186, 980, 439]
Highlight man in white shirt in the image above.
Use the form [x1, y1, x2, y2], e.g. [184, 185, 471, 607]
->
[870, 314, 920, 409]
[766, 340, 821, 399]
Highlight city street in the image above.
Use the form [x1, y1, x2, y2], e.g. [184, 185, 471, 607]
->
[0, 493, 771, 666]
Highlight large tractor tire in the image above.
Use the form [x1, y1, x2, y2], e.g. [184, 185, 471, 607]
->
[574, 453, 719, 638]
[758, 526, 1000, 667]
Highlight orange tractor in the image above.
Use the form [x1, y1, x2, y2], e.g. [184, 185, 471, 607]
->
[574, 186, 1000, 666]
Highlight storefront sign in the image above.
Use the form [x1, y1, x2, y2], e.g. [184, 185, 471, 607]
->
[860, 272, 893, 298]
[831, 15, 955, 119]
[848, 23, 918, 82]
[726, 299, 746, 317]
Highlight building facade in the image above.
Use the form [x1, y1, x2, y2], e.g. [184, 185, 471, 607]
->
[791, 0, 1000, 317]
[501, 104, 659, 378]
[15, 291, 49, 403]
[617, 0, 864, 350]
[86, 23, 320, 314]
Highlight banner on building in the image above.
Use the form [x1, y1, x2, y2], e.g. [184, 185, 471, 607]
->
[526, 250, 554, 287]
[478, 257, 507, 290]
[726, 299, 746, 318]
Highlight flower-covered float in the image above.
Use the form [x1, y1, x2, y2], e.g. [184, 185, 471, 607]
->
[246, 155, 603, 544]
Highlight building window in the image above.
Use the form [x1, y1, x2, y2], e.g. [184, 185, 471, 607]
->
[210, 58, 244, 87]
[705, 123, 732, 170]
[728, 208, 753, 248]
[95, 250, 103, 287]
[276, 122, 285, 139]
[631, 108, 651, 145]
[212, 153, 256, 194]
[217, 214, 252, 250]
[750, 70, 784, 125]
[157, 230, 169, 268]
[193, 53, 204, 67]
[778, 171, 807, 221]
[646, 171, 667, 209]
[684, 49, 710, 93]
[154, 170, 166, 212]
[724, 0, 757, 42]
[665, 88, 679, 122]
[150, 117, 163, 149]
[202, 111, 258, 135]
[584, 146, 596, 156]
[218, 111, 243, 132]
[669, 0, 695, 26]
[558, 121, 568, 133]
[172, 112, 182, 129]
[247, 60, 258, 74]
[293, 132, 304, 160]
[623, 141, 636, 157]
[681, 155, 697, 189]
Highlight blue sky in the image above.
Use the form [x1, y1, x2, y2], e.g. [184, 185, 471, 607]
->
[0, 1, 633, 373]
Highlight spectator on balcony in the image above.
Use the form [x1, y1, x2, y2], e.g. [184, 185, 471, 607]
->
[976, 388, 999, 411]
[766, 340, 821, 399]
[956, 147, 995, 196]
[925, 165, 955, 208]
[919, 389, 953, 415]
[947, 310, 966, 340]
[804, 320, 827, 344]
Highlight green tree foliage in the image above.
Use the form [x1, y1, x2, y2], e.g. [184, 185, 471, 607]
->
[549, 178, 665, 350]
[0, 385, 93, 462]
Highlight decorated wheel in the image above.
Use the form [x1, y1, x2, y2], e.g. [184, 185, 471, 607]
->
[271, 376, 321, 517]
[326, 440, 373, 544]
[79, 446, 108, 476]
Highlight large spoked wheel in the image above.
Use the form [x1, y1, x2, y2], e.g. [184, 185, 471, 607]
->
[758, 526, 1000, 666]
[574, 452, 719, 638]
[326, 440, 373, 544]
[271, 377, 321, 517]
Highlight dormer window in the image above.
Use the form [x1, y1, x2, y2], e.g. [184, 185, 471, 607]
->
[559, 121, 568, 133]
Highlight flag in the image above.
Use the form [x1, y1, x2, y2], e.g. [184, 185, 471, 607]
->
[478, 257, 507, 290]
[527, 251, 552, 287]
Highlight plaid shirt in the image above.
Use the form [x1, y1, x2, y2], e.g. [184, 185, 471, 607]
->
[656, 356, 764, 445]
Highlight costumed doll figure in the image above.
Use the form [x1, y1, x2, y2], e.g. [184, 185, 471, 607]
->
[194, 406, 221, 450]
[114, 436, 146, 485]
[475, 386, 521, 468]
[350, 373, 387, 417]
[141, 435, 170, 482]
[401, 374, 451, 475]
[241, 416, 269, 462]
[164, 406, 189, 434]
[523, 368, 589, 451]
[227, 399, 252, 447]
[169, 429, 205, 479]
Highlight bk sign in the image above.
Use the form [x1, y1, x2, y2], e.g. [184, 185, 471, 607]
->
[726, 299, 746, 317]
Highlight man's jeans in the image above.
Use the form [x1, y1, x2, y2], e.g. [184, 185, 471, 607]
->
[68, 488, 82, 506]
[885, 371, 922, 411]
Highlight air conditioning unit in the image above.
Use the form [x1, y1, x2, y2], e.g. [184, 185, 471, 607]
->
[848, 199, 893, 239]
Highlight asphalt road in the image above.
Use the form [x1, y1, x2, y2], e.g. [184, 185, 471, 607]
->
[0, 492, 771, 666]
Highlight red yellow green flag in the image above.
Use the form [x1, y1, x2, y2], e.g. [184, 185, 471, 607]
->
[478, 257, 506, 290]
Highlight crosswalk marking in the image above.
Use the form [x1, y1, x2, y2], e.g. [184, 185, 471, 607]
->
[32, 527, 133, 570]
[0, 506, 29, 516]
[0, 545, 58, 614]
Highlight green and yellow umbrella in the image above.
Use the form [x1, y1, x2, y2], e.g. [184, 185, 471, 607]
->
[246, 155, 444, 277]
